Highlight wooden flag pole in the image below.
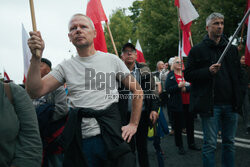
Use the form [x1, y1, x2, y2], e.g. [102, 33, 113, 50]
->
[29, 0, 40, 57]
[29, 0, 37, 31]
[105, 21, 119, 57]
[177, 7, 182, 48]
[189, 32, 194, 47]
[240, 23, 245, 46]
[176, 7, 184, 79]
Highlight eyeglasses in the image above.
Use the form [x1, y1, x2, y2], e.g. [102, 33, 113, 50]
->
[123, 50, 136, 54]
[174, 61, 181, 64]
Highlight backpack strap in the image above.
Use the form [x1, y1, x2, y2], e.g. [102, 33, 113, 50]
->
[4, 83, 13, 105]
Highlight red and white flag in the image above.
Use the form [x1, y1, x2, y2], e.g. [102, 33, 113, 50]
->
[135, 40, 146, 63]
[180, 21, 192, 57]
[175, 0, 199, 25]
[22, 24, 32, 83]
[4, 69, 10, 81]
[245, 0, 250, 66]
[86, 0, 108, 52]
[175, 0, 198, 58]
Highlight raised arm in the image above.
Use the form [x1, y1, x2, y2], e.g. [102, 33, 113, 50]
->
[121, 74, 143, 142]
[26, 31, 61, 98]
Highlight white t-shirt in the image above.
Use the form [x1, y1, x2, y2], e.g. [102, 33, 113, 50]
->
[49, 51, 130, 138]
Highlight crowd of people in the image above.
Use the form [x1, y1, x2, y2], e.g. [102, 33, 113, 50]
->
[1, 12, 249, 167]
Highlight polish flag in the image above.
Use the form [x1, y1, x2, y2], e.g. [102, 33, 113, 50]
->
[245, 0, 250, 66]
[22, 24, 32, 83]
[175, 0, 198, 58]
[135, 40, 146, 63]
[180, 21, 192, 57]
[86, 0, 108, 52]
[4, 69, 10, 81]
[175, 0, 199, 25]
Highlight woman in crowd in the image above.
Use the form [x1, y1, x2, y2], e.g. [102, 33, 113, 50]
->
[0, 81, 42, 167]
[165, 57, 200, 155]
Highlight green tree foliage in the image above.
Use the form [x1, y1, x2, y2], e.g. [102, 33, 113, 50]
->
[128, 0, 143, 41]
[104, 0, 247, 70]
[191, 0, 246, 45]
[104, 9, 133, 56]
[138, 0, 178, 69]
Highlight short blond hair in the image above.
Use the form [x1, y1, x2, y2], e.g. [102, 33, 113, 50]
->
[171, 57, 180, 70]
[68, 13, 95, 31]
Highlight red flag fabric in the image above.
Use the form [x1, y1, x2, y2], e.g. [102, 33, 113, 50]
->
[182, 30, 191, 57]
[176, 0, 198, 59]
[245, 0, 250, 66]
[176, 0, 199, 25]
[135, 40, 146, 63]
[175, 0, 180, 7]
[93, 22, 108, 52]
[4, 69, 10, 81]
[245, 0, 250, 25]
[86, 0, 107, 23]
[86, 0, 108, 52]
[180, 20, 192, 32]
[245, 4, 250, 65]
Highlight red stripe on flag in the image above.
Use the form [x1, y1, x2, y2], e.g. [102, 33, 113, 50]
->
[136, 50, 145, 63]
[4, 71, 10, 81]
[245, 0, 250, 66]
[175, 0, 180, 7]
[245, 15, 250, 66]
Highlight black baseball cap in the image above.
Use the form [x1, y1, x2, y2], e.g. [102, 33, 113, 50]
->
[41, 58, 52, 69]
[122, 43, 136, 52]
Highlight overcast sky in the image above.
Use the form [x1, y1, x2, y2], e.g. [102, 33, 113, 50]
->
[0, 0, 136, 84]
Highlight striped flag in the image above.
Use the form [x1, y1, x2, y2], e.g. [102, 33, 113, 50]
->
[245, 0, 250, 66]
[4, 68, 10, 81]
[135, 40, 146, 63]
[175, 0, 198, 58]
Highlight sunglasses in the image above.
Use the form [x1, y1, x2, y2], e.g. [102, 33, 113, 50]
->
[174, 61, 181, 64]
[123, 50, 136, 54]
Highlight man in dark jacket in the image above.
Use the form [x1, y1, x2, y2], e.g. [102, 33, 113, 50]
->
[184, 12, 247, 167]
[32, 58, 68, 167]
[119, 43, 159, 167]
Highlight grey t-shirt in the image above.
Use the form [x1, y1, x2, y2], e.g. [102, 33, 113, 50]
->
[49, 51, 130, 138]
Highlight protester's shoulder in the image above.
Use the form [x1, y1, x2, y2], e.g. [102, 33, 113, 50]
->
[9, 83, 32, 106]
[189, 41, 207, 57]
[98, 51, 120, 61]
[192, 40, 207, 51]
[167, 71, 174, 78]
[9, 82, 25, 95]
[137, 62, 151, 73]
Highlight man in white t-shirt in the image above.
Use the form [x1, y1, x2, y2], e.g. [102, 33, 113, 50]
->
[27, 13, 143, 167]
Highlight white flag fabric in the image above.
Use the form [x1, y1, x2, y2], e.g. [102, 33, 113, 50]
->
[22, 24, 32, 82]
[179, 0, 199, 25]
[136, 40, 143, 52]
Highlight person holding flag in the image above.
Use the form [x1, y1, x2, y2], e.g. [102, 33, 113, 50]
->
[26, 13, 143, 167]
[184, 12, 247, 167]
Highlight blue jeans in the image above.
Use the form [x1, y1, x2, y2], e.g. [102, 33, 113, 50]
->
[201, 105, 238, 167]
[46, 153, 64, 167]
[82, 135, 107, 167]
